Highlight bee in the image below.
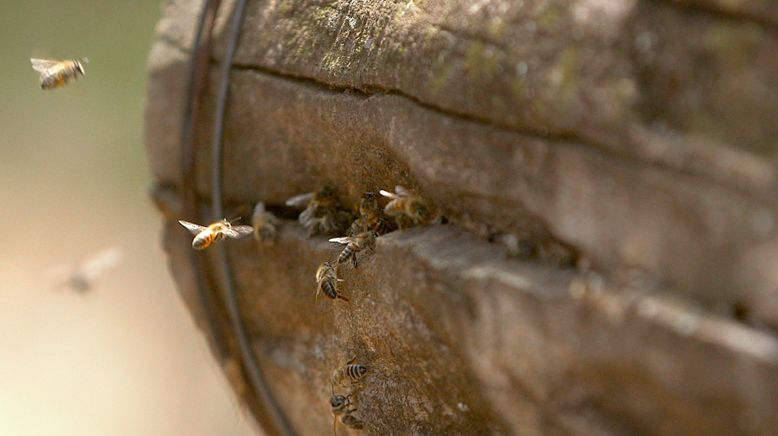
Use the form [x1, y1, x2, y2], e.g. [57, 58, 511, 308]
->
[286, 187, 352, 236]
[348, 192, 394, 236]
[331, 357, 368, 389]
[329, 231, 376, 268]
[379, 185, 436, 229]
[30, 57, 88, 90]
[251, 202, 281, 245]
[316, 261, 348, 303]
[330, 393, 353, 435]
[339, 413, 364, 430]
[178, 218, 253, 250]
[48, 247, 123, 293]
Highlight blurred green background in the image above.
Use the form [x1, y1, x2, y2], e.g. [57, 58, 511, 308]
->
[0, 2, 255, 435]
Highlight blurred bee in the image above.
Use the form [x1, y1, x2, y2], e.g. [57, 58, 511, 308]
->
[331, 357, 368, 389]
[48, 247, 123, 293]
[379, 185, 436, 229]
[316, 261, 348, 303]
[251, 202, 280, 246]
[330, 393, 353, 435]
[339, 413, 364, 430]
[329, 231, 376, 268]
[178, 218, 253, 250]
[286, 187, 352, 236]
[348, 192, 394, 236]
[30, 57, 88, 90]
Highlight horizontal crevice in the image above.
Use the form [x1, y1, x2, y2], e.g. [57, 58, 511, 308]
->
[651, 0, 778, 36]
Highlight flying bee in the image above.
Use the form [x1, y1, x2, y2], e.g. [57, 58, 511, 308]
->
[331, 357, 368, 389]
[348, 192, 394, 236]
[329, 231, 376, 268]
[286, 187, 352, 236]
[30, 57, 88, 90]
[316, 261, 348, 303]
[379, 185, 437, 229]
[178, 218, 253, 250]
[251, 202, 281, 246]
[47, 247, 123, 293]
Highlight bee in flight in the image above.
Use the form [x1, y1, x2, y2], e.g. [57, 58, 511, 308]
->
[251, 202, 281, 246]
[329, 231, 376, 268]
[30, 57, 88, 90]
[379, 185, 437, 229]
[315, 261, 348, 303]
[47, 247, 123, 294]
[178, 218, 253, 250]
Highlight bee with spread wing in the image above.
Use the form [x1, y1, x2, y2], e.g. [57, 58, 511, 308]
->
[178, 218, 253, 250]
[30, 57, 88, 90]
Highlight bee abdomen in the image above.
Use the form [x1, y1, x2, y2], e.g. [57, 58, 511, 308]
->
[345, 364, 367, 381]
[336, 246, 354, 264]
[192, 233, 212, 250]
[322, 280, 348, 302]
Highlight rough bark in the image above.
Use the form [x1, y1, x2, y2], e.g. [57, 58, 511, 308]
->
[145, 0, 778, 434]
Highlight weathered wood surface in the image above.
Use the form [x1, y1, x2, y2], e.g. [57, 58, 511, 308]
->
[145, 0, 778, 434]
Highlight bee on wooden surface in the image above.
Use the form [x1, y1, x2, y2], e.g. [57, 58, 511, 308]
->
[339, 412, 364, 430]
[329, 231, 376, 268]
[330, 393, 353, 416]
[178, 218, 253, 250]
[251, 202, 280, 246]
[348, 192, 394, 236]
[48, 247, 123, 293]
[30, 57, 88, 90]
[286, 187, 353, 236]
[329, 393, 353, 436]
[379, 185, 437, 229]
[316, 261, 348, 303]
[331, 357, 368, 389]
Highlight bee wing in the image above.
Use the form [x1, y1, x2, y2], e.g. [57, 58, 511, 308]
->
[379, 189, 399, 199]
[285, 192, 314, 207]
[328, 236, 354, 245]
[30, 58, 60, 73]
[252, 202, 267, 217]
[45, 264, 75, 286]
[80, 247, 123, 280]
[224, 225, 254, 238]
[394, 185, 412, 196]
[178, 220, 207, 235]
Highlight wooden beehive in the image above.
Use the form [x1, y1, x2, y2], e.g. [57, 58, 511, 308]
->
[145, 0, 778, 434]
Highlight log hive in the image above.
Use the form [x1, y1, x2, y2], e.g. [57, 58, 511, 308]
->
[144, 0, 778, 434]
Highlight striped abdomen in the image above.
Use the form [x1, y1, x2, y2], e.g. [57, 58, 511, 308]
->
[321, 279, 348, 302]
[192, 230, 217, 250]
[344, 364, 367, 382]
[40, 64, 81, 90]
[336, 244, 356, 265]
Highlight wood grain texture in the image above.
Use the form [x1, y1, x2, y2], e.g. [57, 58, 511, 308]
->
[145, 0, 778, 433]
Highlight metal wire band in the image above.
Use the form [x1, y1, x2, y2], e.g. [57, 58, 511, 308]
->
[209, 1, 296, 435]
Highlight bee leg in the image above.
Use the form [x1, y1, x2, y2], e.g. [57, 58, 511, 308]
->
[352, 255, 358, 269]
[315, 286, 321, 303]
[337, 293, 350, 303]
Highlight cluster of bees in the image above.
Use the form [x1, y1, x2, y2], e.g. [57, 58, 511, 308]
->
[329, 357, 369, 433]
[177, 185, 437, 433]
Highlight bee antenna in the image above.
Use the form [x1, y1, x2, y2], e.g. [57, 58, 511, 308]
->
[228, 216, 242, 224]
